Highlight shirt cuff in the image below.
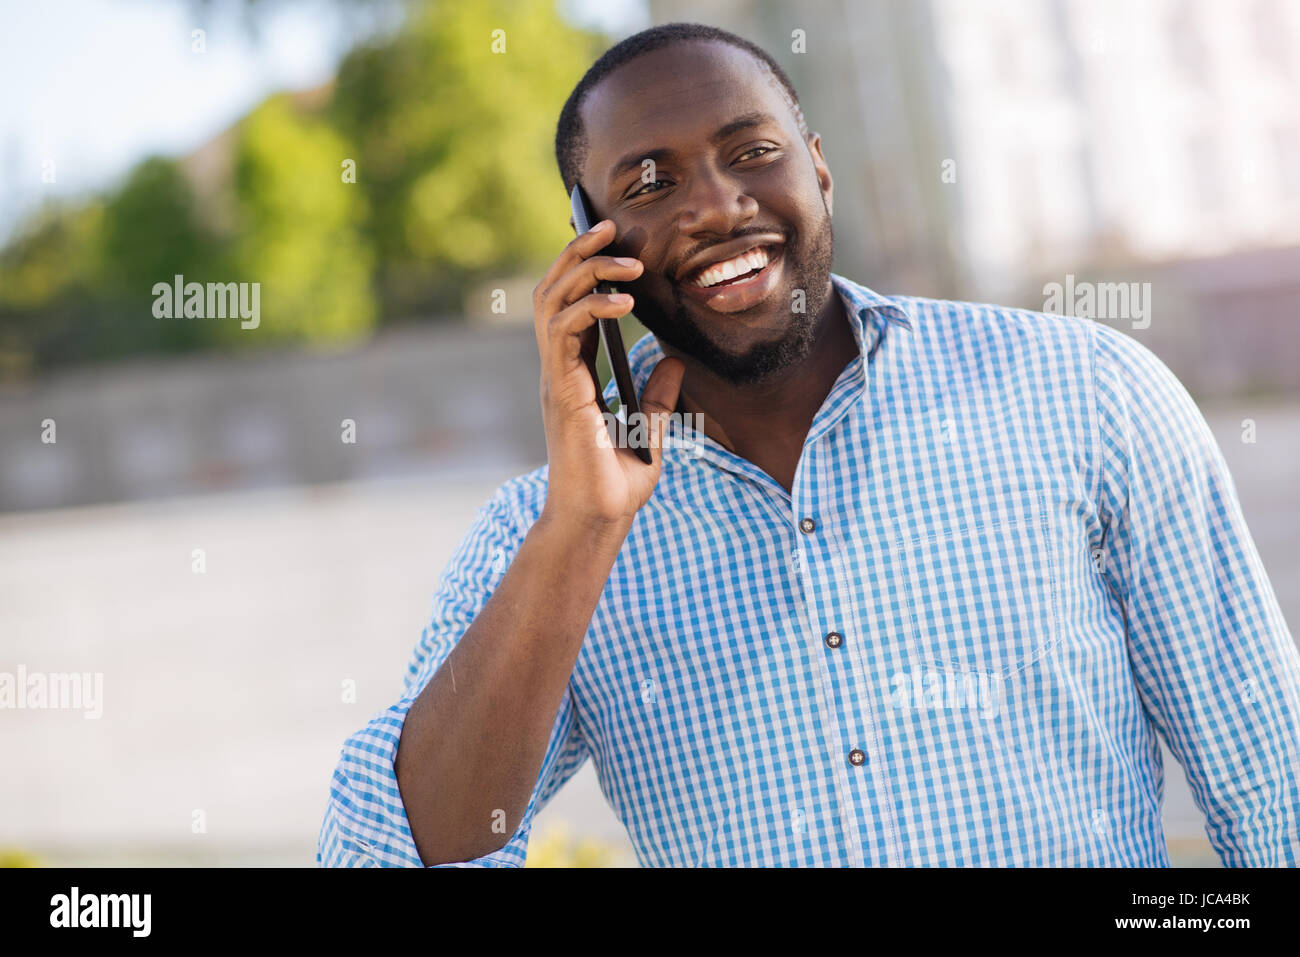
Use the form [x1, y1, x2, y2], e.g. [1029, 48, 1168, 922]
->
[317, 695, 530, 868]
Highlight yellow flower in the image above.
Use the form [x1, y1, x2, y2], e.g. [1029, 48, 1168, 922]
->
[0, 848, 41, 868]
[524, 823, 624, 868]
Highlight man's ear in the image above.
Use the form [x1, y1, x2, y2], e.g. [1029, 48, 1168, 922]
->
[808, 132, 833, 218]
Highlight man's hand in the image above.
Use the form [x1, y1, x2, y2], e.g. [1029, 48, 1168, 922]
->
[532, 218, 685, 532]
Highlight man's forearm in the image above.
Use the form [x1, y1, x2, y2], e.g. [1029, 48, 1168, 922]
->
[394, 508, 631, 865]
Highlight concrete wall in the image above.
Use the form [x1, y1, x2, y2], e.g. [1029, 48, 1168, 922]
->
[0, 320, 549, 513]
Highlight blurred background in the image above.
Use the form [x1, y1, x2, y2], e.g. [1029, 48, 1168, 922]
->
[1, 0, 1297, 867]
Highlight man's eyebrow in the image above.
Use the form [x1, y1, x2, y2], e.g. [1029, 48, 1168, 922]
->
[607, 111, 779, 183]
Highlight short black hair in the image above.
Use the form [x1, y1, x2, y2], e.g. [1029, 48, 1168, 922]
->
[554, 22, 810, 195]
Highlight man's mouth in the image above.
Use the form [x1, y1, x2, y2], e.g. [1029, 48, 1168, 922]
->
[684, 244, 778, 288]
[676, 243, 786, 313]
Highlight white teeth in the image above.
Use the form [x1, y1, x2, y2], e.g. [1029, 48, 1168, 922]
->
[691, 246, 772, 287]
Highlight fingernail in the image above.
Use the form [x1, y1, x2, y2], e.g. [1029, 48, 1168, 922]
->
[615, 257, 639, 267]
[597, 219, 614, 230]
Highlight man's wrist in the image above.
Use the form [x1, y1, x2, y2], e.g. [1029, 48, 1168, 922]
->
[534, 506, 633, 557]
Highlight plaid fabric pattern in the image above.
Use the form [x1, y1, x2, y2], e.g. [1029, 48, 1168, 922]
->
[318, 274, 1300, 867]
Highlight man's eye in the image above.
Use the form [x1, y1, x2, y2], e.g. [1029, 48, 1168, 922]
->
[628, 149, 775, 198]
[633, 180, 669, 196]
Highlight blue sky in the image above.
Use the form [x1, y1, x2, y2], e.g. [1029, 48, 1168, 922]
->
[0, 0, 648, 240]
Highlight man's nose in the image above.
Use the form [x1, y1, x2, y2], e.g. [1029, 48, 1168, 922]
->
[676, 167, 758, 236]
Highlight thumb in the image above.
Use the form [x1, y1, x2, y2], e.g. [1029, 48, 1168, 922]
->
[638, 356, 686, 457]
[639, 356, 685, 416]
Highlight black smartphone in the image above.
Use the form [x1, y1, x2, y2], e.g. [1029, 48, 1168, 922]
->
[569, 183, 652, 464]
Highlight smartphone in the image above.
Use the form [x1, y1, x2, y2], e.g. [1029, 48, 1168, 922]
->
[569, 183, 653, 464]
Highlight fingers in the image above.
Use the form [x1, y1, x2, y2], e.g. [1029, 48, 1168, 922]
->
[533, 222, 643, 422]
[534, 225, 643, 357]
[535, 255, 641, 365]
[579, 322, 613, 418]
[638, 356, 685, 418]
[535, 219, 616, 303]
[637, 357, 686, 466]
[555, 255, 643, 311]
[542, 292, 636, 408]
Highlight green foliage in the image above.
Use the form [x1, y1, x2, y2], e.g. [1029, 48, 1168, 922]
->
[0, 159, 219, 371]
[0, 201, 101, 375]
[99, 157, 211, 300]
[328, 0, 600, 317]
[225, 94, 375, 347]
[0, 0, 602, 373]
[0, 200, 103, 311]
[95, 157, 218, 356]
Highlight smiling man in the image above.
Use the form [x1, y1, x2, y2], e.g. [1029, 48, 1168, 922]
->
[318, 23, 1300, 867]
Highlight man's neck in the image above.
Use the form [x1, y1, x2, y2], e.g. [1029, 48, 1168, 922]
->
[667, 287, 859, 494]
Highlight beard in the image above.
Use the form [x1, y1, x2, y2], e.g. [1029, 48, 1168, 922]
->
[628, 197, 836, 387]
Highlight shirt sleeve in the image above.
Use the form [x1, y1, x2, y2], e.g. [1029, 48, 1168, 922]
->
[316, 480, 591, 867]
[1091, 322, 1300, 866]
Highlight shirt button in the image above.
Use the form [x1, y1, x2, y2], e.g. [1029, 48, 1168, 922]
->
[799, 517, 816, 534]
[848, 749, 866, 767]
[824, 631, 844, 649]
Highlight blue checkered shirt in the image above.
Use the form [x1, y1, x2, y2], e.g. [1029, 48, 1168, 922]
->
[318, 274, 1300, 867]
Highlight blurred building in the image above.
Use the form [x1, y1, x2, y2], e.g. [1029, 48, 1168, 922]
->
[932, 0, 1300, 298]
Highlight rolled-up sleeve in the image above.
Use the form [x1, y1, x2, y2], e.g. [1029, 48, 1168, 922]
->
[317, 478, 590, 867]
[1091, 322, 1300, 866]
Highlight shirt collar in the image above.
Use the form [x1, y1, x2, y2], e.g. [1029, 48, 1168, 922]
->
[602, 273, 914, 408]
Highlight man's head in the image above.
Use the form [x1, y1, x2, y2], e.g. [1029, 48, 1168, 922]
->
[554, 23, 838, 387]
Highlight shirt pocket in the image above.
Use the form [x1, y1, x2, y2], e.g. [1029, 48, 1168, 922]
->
[891, 484, 1063, 679]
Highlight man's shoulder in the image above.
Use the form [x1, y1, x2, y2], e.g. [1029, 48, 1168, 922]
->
[882, 291, 1101, 382]
[894, 291, 1096, 344]
[879, 288, 1186, 390]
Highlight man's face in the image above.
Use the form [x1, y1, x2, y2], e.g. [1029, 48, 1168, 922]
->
[579, 40, 836, 386]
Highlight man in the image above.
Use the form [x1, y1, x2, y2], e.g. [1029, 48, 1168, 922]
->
[318, 23, 1300, 867]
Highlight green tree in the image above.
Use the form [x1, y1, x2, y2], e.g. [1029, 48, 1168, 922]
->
[329, 0, 600, 318]
[225, 94, 376, 346]
[0, 0, 604, 374]
[0, 198, 107, 375]
[0, 157, 217, 373]
[96, 157, 217, 355]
